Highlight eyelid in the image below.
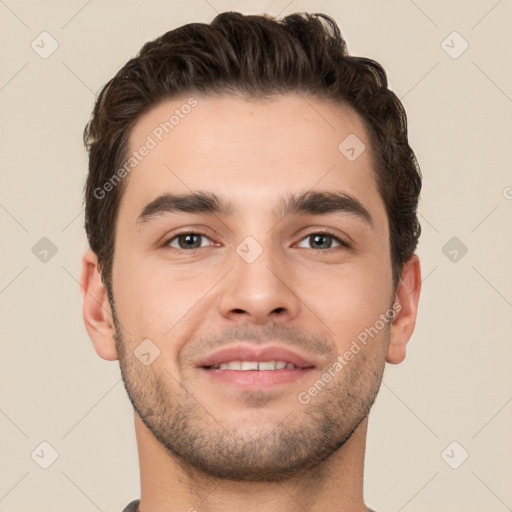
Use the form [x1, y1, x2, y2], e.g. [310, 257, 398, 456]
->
[160, 224, 216, 243]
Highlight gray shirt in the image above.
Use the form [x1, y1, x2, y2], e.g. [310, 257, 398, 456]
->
[122, 499, 378, 511]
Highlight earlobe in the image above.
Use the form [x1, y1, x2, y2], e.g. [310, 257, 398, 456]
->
[386, 253, 421, 365]
[80, 250, 118, 361]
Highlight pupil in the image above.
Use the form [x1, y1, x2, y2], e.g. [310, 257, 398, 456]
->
[181, 234, 200, 248]
[312, 234, 331, 249]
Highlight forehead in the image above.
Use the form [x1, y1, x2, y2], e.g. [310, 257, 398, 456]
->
[119, 93, 386, 232]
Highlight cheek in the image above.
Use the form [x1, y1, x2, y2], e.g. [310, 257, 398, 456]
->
[112, 255, 218, 338]
[306, 260, 392, 348]
[112, 254, 167, 334]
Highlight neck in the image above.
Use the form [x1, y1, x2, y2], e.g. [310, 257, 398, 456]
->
[134, 412, 369, 512]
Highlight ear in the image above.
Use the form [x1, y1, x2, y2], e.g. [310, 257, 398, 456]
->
[386, 253, 421, 364]
[80, 250, 118, 361]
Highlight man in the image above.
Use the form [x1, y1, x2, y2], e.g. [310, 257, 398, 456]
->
[80, 11, 422, 512]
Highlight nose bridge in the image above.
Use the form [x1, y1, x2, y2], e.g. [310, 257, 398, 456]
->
[218, 233, 300, 323]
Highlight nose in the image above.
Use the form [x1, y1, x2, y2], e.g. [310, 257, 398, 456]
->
[218, 240, 301, 325]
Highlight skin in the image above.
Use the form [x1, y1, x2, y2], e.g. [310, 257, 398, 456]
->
[81, 93, 421, 512]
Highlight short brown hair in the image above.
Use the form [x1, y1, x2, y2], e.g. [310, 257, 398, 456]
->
[83, 11, 421, 293]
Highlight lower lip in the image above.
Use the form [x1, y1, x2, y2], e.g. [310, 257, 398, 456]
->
[200, 367, 315, 389]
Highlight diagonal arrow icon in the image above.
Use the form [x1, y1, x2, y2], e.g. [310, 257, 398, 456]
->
[134, 339, 160, 366]
[31, 441, 59, 469]
[448, 249, 458, 260]
[236, 236, 263, 263]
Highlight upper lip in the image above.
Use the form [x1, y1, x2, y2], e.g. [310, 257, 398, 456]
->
[198, 344, 316, 369]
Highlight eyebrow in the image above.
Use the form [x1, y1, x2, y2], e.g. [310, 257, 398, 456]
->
[136, 190, 373, 227]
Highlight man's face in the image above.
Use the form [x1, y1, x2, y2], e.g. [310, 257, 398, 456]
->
[110, 93, 395, 481]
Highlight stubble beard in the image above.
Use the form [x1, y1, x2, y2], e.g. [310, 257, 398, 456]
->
[110, 295, 387, 482]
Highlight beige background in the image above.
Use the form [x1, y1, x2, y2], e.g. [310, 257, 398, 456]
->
[1, 0, 511, 511]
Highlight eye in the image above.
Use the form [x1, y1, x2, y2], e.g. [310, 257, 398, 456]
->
[166, 232, 213, 250]
[296, 231, 348, 250]
[163, 230, 348, 251]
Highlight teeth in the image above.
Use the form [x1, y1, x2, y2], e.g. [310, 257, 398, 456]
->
[219, 361, 241, 370]
[258, 361, 277, 370]
[211, 360, 298, 370]
[241, 361, 259, 370]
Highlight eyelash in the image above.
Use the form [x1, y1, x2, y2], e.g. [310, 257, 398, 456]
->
[163, 229, 350, 251]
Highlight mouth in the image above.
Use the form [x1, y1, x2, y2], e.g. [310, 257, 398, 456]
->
[206, 360, 302, 370]
[197, 345, 316, 389]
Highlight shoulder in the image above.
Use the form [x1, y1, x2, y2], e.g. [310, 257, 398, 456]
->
[121, 499, 139, 512]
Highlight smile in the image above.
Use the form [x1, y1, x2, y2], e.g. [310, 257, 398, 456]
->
[207, 360, 300, 370]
